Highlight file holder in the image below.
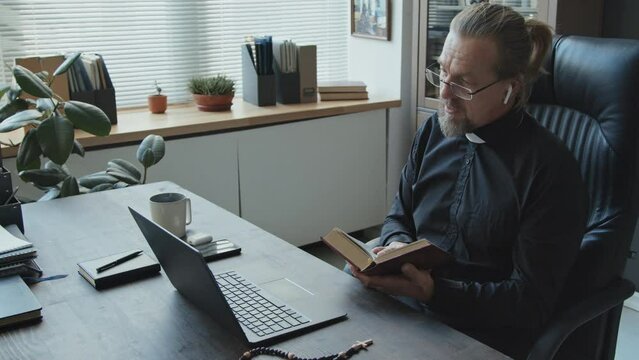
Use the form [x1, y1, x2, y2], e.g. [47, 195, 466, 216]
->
[69, 54, 118, 124]
[0, 198, 24, 234]
[241, 46, 276, 106]
[273, 60, 300, 104]
[70, 87, 118, 125]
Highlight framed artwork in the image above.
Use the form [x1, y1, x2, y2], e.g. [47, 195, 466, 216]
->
[351, 0, 391, 41]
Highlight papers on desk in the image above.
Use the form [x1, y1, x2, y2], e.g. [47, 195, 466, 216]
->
[277, 40, 298, 74]
[0, 225, 32, 255]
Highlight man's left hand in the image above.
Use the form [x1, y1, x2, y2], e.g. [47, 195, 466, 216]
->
[349, 263, 435, 303]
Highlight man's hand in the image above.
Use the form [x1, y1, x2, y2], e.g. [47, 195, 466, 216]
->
[349, 262, 435, 303]
[372, 241, 408, 257]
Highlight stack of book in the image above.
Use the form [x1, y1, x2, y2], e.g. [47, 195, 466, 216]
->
[0, 225, 42, 279]
[318, 81, 369, 101]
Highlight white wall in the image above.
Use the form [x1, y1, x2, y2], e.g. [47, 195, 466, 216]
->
[348, 0, 416, 210]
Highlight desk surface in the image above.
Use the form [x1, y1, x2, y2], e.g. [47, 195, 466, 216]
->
[0, 182, 508, 359]
[0, 97, 400, 158]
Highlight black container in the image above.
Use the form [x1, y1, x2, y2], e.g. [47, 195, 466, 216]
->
[273, 60, 300, 104]
[241, 45, 276, 106]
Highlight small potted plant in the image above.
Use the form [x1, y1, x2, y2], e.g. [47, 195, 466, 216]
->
[188, 75, 235, 112]
[148, 81, 167, 114]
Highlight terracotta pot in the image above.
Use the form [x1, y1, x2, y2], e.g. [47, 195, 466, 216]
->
[192, 93, 234, 112]
[148, 95, 167, 114]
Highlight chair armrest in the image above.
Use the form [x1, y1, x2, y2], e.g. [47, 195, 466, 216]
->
[527, 278, 635, 360]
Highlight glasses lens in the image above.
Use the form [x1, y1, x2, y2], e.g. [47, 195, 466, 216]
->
[451, 85, 472, 100]
[425, 69, 440, 87]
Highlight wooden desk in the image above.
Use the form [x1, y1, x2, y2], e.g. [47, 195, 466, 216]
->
[0, 182, 509, 359]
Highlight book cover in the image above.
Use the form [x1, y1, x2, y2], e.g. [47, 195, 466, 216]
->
[320, 92, 369, 101]
[78, 249, 160, 290]
[321, 228, 452, 276]
[318, 81, 367, 93]
[0, 275, 42, 329]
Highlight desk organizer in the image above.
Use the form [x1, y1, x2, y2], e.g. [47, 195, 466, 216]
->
[0, 198, 24, 233]
[273, 62, 300, 104]
[241, 45, 276, 106]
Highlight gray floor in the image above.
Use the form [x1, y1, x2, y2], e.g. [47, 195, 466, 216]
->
[301, 229, 639, 359]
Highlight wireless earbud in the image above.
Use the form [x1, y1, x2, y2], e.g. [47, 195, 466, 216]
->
[503, 84, 513, 105]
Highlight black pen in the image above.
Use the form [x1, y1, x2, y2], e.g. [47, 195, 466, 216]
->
[96, 250, 143, 273]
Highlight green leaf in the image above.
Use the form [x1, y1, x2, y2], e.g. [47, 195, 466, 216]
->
[72, 140, 85, 157]
[13, 65, 53, 98]
[35, 71, 50, 82]
[113, 181, 129, 189]
[0, 109, 42, 132]
[136, 135, 165, 168]
[78, 173, 119, 188]
[19, 168, 67, 187]
[138, 149, 154, 168]
[36, 98, 57, 112]
[89, 183, 114, 192]
[108, 159, 141, 180]
[53, 53, 81, 76]
[59, 176, 79, 197]
[36, 115, 74, 165]
[38, 188, 60, 201]
[0, 84, 10, 99]
[16, 129, 42, 172]
[106, 168, 140, 185]
[63, 101, 111, 136]
[0, 98, 29, 122]
[44, 160, 71, 176]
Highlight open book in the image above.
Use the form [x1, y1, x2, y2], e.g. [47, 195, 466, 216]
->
[321, 228, 452, 276]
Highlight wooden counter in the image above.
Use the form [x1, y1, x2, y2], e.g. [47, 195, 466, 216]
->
[0, 97, 400, 158]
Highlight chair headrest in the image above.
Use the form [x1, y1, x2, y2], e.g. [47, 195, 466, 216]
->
[529, 35, 639, 159]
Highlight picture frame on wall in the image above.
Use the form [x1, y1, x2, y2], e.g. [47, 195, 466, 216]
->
[351, 0, 391, 41]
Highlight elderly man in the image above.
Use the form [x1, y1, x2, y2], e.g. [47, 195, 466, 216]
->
[349, 3, 587, 358]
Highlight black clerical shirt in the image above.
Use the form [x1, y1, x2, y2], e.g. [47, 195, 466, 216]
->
[381, 108, 587, 330]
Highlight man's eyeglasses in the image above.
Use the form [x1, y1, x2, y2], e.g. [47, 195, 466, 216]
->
[425, 65, 501, 101]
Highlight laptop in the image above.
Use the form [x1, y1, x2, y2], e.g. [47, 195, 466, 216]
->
[129, 207, 346, 346]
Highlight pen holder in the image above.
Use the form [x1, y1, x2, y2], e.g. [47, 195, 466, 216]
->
[273, 60, 300, 104]
[241, 46, 276, 106]
[0, 197, 24, 233]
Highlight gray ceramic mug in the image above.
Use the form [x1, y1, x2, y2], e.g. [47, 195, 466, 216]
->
[149, 192, 192, 238]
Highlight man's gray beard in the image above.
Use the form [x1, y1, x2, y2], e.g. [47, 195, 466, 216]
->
[437, 104, 474, 137]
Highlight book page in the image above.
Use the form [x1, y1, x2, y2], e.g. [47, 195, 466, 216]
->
[375, 239, 430, 263]
[322, 228, 374, 270]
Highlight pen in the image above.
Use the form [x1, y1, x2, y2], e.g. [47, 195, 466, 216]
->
[96, 250, 143, 273]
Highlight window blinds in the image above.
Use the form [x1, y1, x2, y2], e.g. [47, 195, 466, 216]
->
[0, 0, 349, 108]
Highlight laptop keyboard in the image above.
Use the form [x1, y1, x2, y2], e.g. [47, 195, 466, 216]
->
[216, 271, 310, 337]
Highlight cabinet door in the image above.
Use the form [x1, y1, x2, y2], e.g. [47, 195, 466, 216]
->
[238, 110, 387, 246]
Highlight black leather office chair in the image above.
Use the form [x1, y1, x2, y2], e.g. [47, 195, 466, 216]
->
[526, 35, 639, 360]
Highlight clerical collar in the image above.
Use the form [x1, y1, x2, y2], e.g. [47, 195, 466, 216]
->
[465, 108, 525, 145]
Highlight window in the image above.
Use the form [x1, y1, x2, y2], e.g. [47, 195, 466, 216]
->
[0, 0, 349, 108]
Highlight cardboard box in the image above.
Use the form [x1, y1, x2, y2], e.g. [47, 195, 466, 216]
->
[15, 55, 70, 101]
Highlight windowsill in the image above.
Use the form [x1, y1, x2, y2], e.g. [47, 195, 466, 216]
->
[0, 96, 400, 158]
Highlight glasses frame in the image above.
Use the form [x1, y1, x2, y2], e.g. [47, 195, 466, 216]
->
[425, 65, 502, 101]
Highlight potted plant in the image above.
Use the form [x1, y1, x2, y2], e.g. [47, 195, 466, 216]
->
[188, 75, 235, 112]
[0, 53, 166, 200]
[148, 81, 167, 114]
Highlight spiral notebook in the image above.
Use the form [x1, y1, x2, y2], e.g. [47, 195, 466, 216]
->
[0, 225, 33, 256]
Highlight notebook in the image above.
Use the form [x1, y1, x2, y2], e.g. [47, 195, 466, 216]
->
[78, 249, 160, 290]
[0, 275, 42, 329]
[0, 225, 32, 256]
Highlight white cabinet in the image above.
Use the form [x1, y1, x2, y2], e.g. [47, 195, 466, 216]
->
[239, 110, 387, 246]
[3, 110, 388, 247]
